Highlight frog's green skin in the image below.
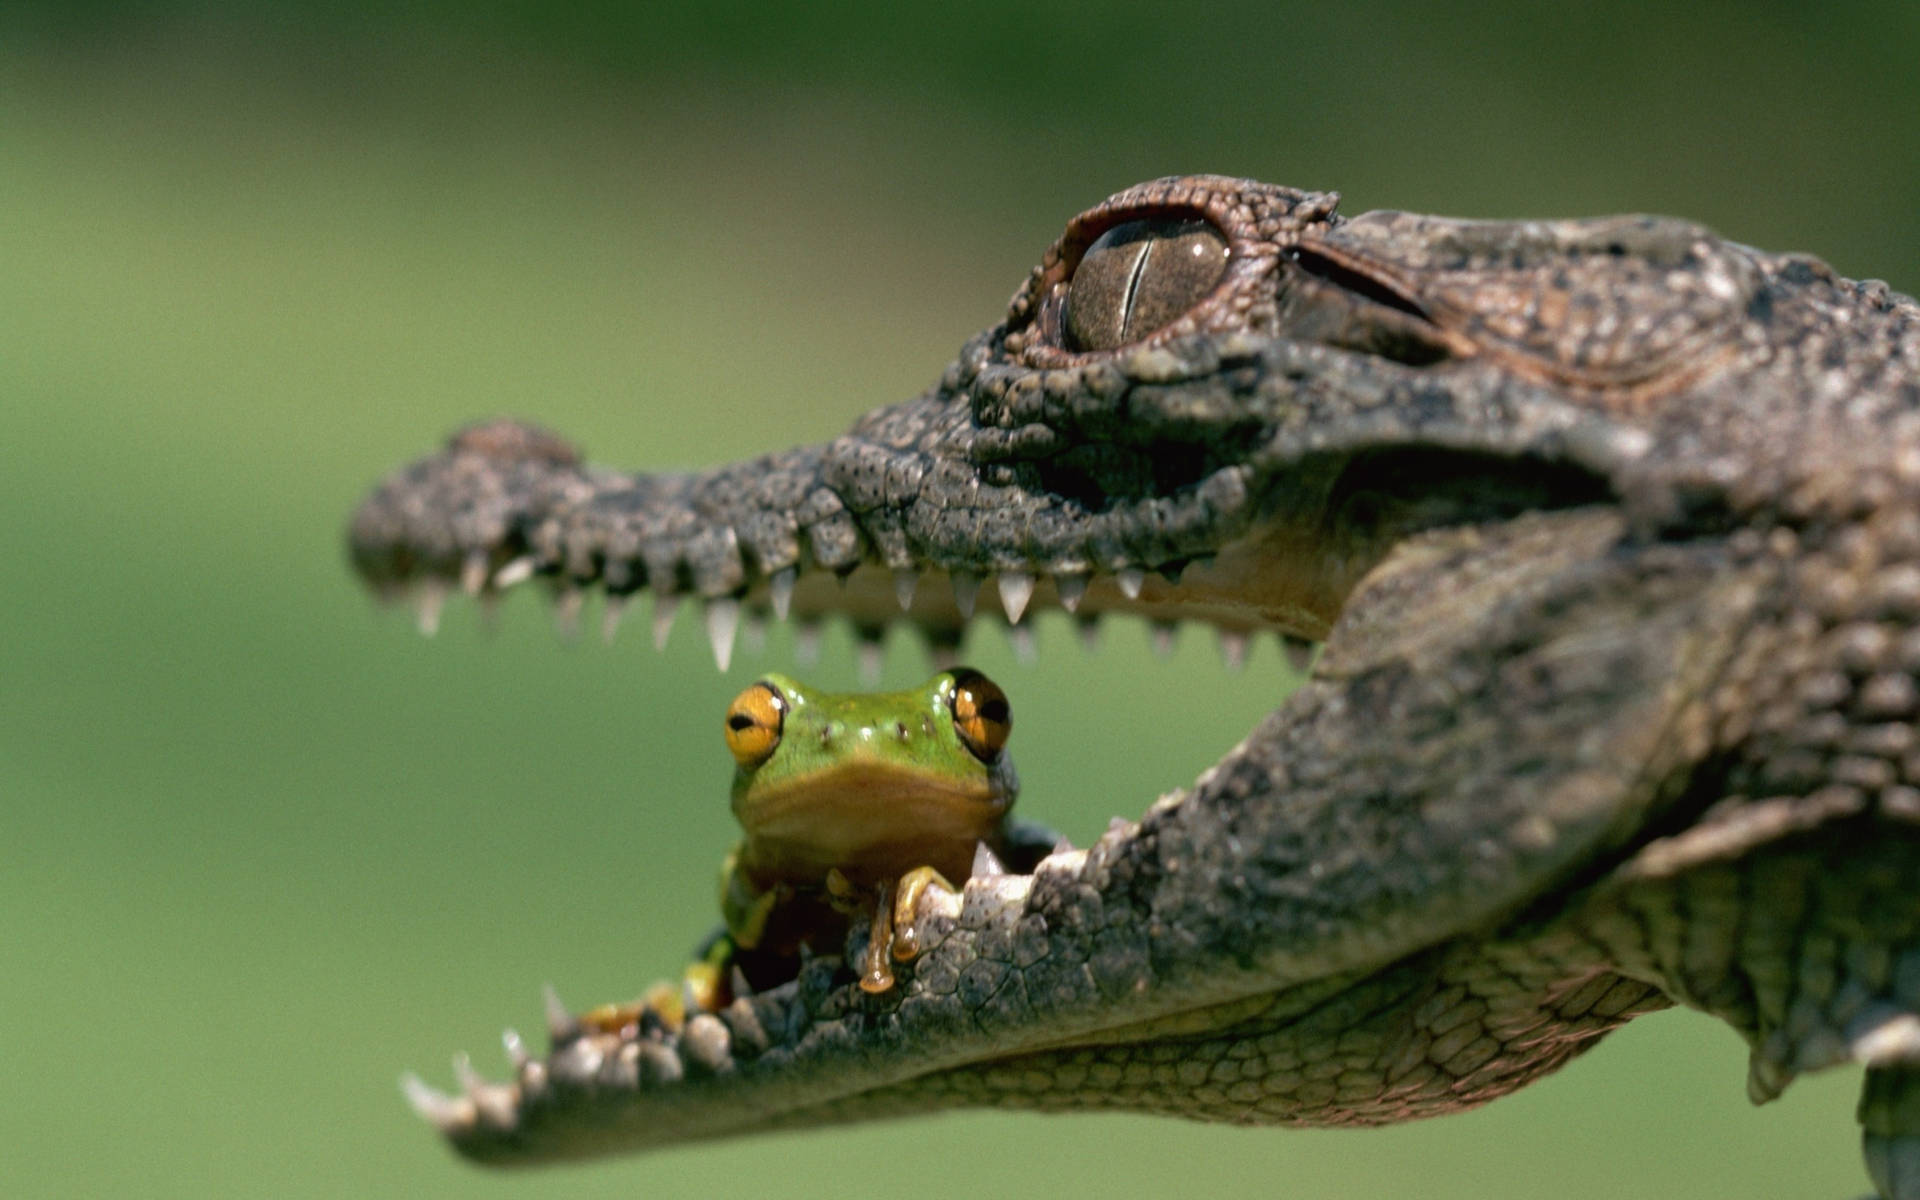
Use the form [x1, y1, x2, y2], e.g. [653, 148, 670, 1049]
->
[718, 671, 1019, 986]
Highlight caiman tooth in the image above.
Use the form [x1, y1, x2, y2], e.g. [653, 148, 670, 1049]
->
[543, 982, 580, 1043]
[856, 632, 886, 686]
[651, 593, 679, 651]
[1116, 567, 1146, 600]
[600, 595, 627, 645]
[415, 582, 447, 637]
[1282, 633, 1317, 673]
[682, 1014, 732, 1073]
[399, 1071, 471, 1132]
[1075, 614, 1102, 652]
[951, 570, 981, 620]
[971, 841, 1007, 878]
[794, 619, 823, 666]
[501, 1027, 530, 1071]
[460, 551, 489, 597]
[493, 556, 536, 590]
[705, 598, 741, 672]
[1050, 835, 1076, 856]
[923, 626, 962, 671]
[893, 568, 918, 612]
[1150, 620, 1178, 658]
[553, 587, 583, 640]
[1054, 572, 1089, 614]
[1005, 622, 1037, 665]
[997, 571, 1035, 624]
[605, 1041, 641, 1090]
[452, 1052, 518, 1130]
[638, 1039, 683, 1086]
[768, 567, 797, 622]
[1217, 628, 1250, 672]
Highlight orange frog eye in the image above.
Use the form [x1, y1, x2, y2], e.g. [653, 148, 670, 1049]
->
[947, 669, 1011, 763]
[724, 682, 788, 768]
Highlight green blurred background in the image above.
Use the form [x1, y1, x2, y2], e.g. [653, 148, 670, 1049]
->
[4, 3, 1915, 1196]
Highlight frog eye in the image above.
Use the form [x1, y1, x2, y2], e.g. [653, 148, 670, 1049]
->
[947, 669, 1012, 764]
[724, 682, 788, 768]
[1062, 218, 1228, 352]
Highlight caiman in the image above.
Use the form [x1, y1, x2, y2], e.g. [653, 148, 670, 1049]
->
[348, 175, 1920, 1198]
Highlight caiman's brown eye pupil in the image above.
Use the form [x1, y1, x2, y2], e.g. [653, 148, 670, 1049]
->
[1062, 218, 1227, 352]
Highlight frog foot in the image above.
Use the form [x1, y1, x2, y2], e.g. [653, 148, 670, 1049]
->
[846, 866, 961, 995]
[888, 865, 958, 962]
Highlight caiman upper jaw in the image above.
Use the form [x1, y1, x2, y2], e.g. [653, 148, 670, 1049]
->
[352, 177, 1728, 674]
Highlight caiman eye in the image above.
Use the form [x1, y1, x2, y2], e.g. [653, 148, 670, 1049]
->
[947, 669, 1012, 764]
[1062, 218, 1228, 352]
[724, 682, 788, 768]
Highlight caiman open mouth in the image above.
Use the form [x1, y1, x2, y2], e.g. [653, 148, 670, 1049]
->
[358, 175, 1675, 1163]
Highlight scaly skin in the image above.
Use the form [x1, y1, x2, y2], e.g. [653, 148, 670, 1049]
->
[352, 177, 1920, 1197]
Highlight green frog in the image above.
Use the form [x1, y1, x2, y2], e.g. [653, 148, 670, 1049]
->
[584, 668, 1045, 1036]
[716, 668, 1025, 996]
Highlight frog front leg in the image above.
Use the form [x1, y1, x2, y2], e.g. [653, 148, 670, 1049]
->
[828, 865, 962, 993]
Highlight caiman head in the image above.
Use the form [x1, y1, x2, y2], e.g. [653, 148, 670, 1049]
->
[350, 175, 1813, 667]
[350, 176, 1920, 1179]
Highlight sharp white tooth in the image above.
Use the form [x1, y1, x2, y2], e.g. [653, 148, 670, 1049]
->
[1116, 567, 1145, 600]
[651, 594, 679, 651]
[1282, 634, 1316, 674]
[705, 598, 741, 672]
[543, 983, 580, 1042]
[453, 1051, 486, 1095]
[1050, 836, 1076, 855]
[950, 571, 980, 620]
[415, 583, 447, 637]
[1150, 621, 1177, 657]
[997, 571, 1034, 624]
[553, 588, 583, 639]
[857, 637, 885, 686]
[493, 556, 536, 589]
[924, 628, 962, 670]
[894, 569, 919, 612]
[1217, 629, 1249, 671]
[502, 1028, 530, 1070]
[461, 551, 490, 597]
[768, 567, 796, 621]
[971, 841, 1007, 877]
[1076, 615, 1101, 651]
[1054, 572, 1088, 614]
[1006, 623, 1037, 664]
[794, 619, 823, 666]
[600, 595, 628, 644]
[742, 611, 767, 655]
[399, 1072, 470, 1130]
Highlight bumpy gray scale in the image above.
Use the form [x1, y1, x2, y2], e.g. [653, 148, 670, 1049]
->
[351, 176, 1920, 1198]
